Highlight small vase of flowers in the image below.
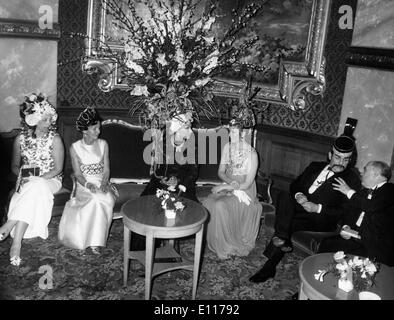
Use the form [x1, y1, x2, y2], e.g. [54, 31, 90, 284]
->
[156, 184, 186, 219]
[314, 251, 380, 293]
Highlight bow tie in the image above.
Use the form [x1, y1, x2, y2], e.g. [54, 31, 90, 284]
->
[364, 188, 374, 196]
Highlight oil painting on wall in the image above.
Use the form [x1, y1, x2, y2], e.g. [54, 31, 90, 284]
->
[103, 0, 313, 86]
[0, 0, 58, 132]
[87, 0, 329, 110]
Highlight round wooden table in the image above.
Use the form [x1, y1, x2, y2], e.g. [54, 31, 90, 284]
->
[121, 195, 208, 300]
[299, 253, 394, 300]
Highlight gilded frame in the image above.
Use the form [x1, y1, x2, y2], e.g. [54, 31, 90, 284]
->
[83, 0, 331, 110]
[0, 18, 60, 39]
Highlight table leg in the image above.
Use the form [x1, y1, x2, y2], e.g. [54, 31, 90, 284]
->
[123, 226, 130, 287]
[192, 225, 204, 300]
[145, 233, 155, 300]
[299, 283, 308, 300]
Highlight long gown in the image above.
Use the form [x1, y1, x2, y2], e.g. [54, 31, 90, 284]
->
[202, 142, 262, 259]
[8, 130, 62, 239]
[58, 139, 115, 250]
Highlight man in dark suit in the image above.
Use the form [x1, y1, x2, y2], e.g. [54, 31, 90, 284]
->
[249, 135, 361, 283]
[318, 161, 394, 267]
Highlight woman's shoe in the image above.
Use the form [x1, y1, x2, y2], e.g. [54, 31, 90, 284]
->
[90, 246, 101, 255]
[10, 256, 22, 266]
[9, 244, 22, 266]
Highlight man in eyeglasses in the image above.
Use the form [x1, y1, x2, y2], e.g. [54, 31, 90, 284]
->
[318, 160, 394, 267]
[249, 135, 361, 283]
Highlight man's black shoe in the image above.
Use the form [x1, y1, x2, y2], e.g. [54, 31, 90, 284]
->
[249, 266, 276, 283]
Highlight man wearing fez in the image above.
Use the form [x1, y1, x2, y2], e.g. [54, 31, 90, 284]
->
[249, 134, 361, 283]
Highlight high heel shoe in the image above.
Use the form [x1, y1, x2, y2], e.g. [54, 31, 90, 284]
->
[10, 245, 22, 266]
[10, 256, 22, 266]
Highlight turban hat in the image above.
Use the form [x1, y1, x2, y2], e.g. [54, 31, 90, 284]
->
[76, 107, 101, 131]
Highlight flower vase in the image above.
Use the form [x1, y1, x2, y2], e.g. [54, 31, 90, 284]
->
[165, 209, 176, 219]
[338, 266, 354, 292]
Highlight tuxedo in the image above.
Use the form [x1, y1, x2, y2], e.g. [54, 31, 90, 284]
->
[274, 162, 361, 239]
[319, 183, 394, 266]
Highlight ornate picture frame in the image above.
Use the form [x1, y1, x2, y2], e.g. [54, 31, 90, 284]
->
[83, 0, 331, 110]
[0, 19, 60, 39]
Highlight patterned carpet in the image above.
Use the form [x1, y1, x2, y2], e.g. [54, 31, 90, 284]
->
[0, 216, 304, 300]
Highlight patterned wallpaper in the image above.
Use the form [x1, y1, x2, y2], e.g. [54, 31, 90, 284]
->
[57, 0, 356, 137]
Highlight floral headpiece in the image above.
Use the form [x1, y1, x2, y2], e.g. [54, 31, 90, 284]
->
[76, 107, 101, 132]
[20, 93, 57, 127]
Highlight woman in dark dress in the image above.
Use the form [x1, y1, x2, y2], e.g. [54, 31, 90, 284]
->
[132, 112, 199, 250]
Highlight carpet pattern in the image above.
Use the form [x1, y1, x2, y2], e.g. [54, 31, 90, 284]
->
[0, 216, 304, 300]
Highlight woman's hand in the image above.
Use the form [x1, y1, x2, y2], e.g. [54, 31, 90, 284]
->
[100, 182, 109, 193]
[85, 182, 97, 193]
[230, 180, 240, 189]
[212, 184, 232, 194]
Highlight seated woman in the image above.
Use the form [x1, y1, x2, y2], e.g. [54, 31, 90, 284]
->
[58, 107, 115, 254]
[130, 111, 199, 250]
[0, 94, 64, 266]
[202, 108, 262, 259]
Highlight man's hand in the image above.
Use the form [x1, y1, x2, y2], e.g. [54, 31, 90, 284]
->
[339, 225, 360, 240]
[332, 177, 352, 195]
[301, 201, 320, 213]
[295, 192, 308, 205]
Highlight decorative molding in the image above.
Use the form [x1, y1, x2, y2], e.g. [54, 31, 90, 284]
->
[82, 0, 331, 111]
[0, 19, 60, 39]
[346, 46, 394, 71]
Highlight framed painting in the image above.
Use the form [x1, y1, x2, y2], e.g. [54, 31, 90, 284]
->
[84, 0, 331, 110]
[346, 0, 394, 70]
[0, 0, 60, 39]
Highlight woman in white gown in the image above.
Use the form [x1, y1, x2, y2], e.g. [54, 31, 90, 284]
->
[58, 107, 115, 254]
[0, 93, 64, 266]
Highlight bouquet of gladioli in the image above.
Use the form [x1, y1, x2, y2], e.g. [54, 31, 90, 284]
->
[100, 0, 269, 128]
[156, 184, 186, 214]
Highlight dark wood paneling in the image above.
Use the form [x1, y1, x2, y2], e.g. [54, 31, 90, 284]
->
[255, 124, 335, 191]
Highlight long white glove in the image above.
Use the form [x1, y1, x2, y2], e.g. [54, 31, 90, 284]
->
[233, 190, 251, 206]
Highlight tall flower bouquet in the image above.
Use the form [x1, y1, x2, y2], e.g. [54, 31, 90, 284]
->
[101, 0, 270, 128]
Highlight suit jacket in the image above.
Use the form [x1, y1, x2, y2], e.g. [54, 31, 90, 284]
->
[344, 183, 394, 266]
[289, 162, 361, 227]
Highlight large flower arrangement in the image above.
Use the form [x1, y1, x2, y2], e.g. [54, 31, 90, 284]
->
[315, 251, 380, 292]
[101, 0, 270, 128]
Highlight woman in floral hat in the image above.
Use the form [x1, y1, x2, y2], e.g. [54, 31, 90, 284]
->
[58, 107, 115, 254]
[202, 106, 262, 259]
[0, 93, 64, 266]
[129, 110, 199, 251]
